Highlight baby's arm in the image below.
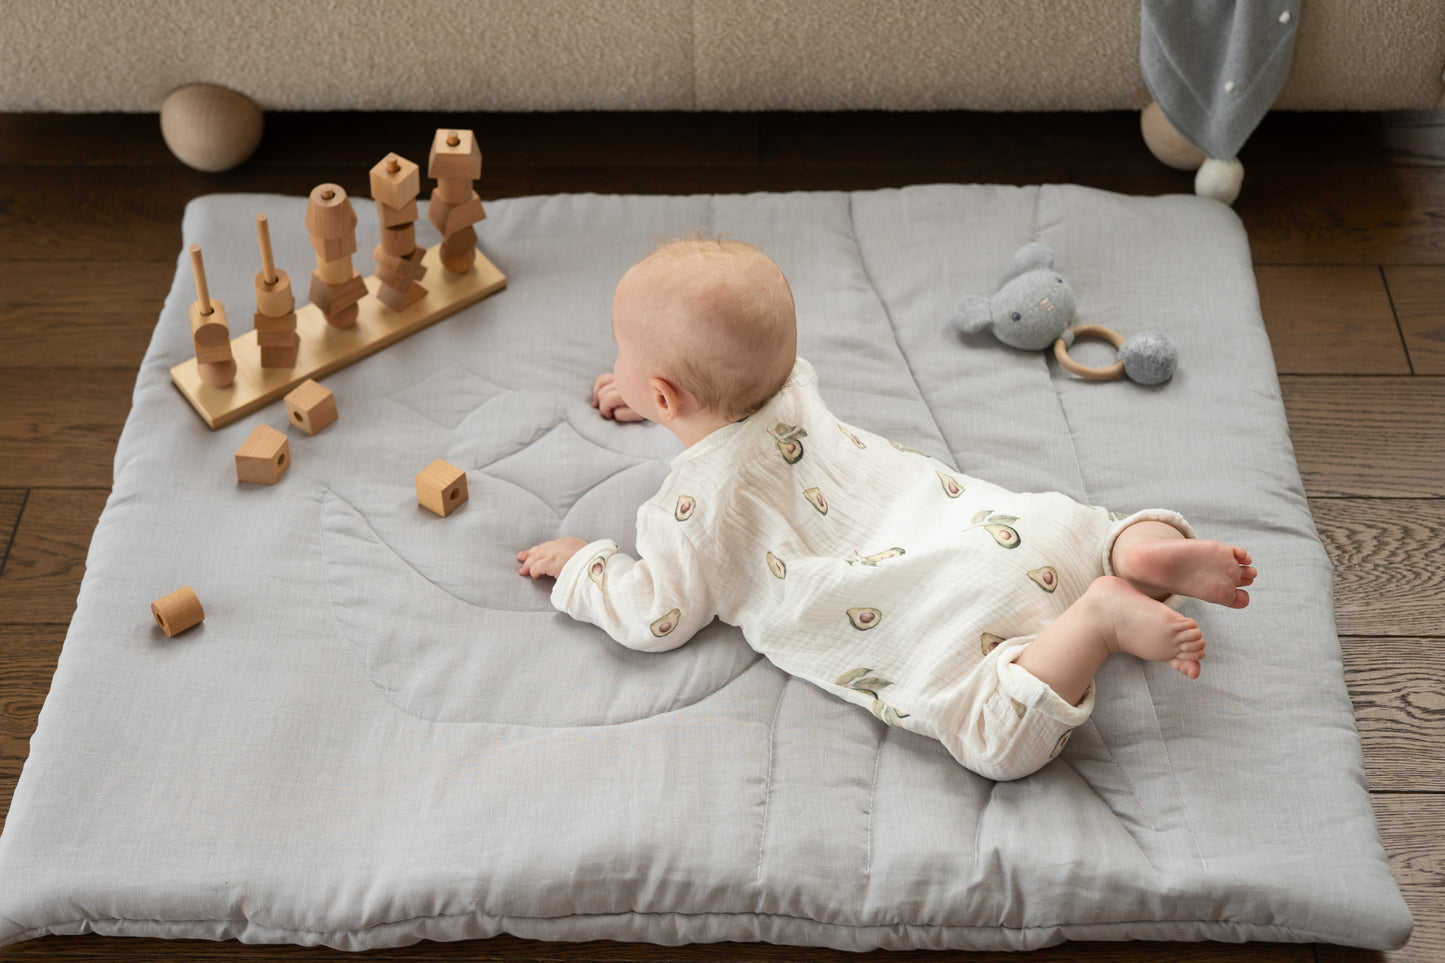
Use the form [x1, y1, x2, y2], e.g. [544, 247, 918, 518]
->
[541, 508, 717, 652]
[592, 372, 646, 422]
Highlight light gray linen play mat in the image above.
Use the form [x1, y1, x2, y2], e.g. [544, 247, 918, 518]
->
[0, 185, 1412, 952]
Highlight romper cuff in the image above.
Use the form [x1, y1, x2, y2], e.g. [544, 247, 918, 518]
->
[996, 640, 1095, 727]
[551, 538, 620, 614]
[1101, 508, 1196, 610]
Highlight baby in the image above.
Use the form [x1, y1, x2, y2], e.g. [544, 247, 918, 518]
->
[518, 238, 1256, 781]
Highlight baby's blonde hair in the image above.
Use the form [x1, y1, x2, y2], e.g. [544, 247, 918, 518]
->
[631, 236, 797, 420]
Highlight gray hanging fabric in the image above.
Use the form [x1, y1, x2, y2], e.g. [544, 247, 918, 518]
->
[1140, 0, 1301, 160]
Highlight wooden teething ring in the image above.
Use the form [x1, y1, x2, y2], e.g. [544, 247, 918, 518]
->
[1053, 324, 1126, 381]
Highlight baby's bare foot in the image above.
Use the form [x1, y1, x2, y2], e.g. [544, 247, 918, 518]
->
[1088, 576, 1206, 679]
[1118, 537, 1256, 608]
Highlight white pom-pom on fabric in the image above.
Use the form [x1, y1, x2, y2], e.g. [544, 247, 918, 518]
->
[1195, 157, 1245, 205]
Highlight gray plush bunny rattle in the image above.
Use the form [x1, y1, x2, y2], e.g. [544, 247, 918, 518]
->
[951, 242, 1178, 386]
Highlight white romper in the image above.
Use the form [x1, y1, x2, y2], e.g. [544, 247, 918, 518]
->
[552, 358, 1193, 780]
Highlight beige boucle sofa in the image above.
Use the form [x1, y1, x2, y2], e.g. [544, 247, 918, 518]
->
[2, 0, 1441, 113]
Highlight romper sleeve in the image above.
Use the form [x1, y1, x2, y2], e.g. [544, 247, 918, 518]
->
[550, 504, 717, 652]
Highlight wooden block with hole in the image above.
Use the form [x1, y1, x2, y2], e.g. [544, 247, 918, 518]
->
[370, 152, 421, 208]
[428, 129, 481, 180]
[416, 458, 467, 517]
[235, 422, 290, 484]
[151, 586, 205, 637]
[284, 379, 337, 435]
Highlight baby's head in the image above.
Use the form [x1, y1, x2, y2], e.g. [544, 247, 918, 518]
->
[612, 237, 796, 422]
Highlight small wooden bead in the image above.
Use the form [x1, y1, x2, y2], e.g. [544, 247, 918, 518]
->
[415, 458, 468, 516]
[235, 422, 290, 484]
[151, 586, 205, 637]
[379, 223, 417, 257]
[197, 360, 237, 387]
[284, 379, 338, 435]
[440, 227, 477, 273]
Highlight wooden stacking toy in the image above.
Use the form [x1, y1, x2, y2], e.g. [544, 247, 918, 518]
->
[305, 184, 367, 328]
[427, 129, 486, 273]
[188, 245, 237, 387]
[251, 214, 301, 368]
[370, 152, 429, 311]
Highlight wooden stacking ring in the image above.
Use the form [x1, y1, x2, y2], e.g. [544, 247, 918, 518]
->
[151, 586, 205, 637]
[1053, 324, 1126, 381]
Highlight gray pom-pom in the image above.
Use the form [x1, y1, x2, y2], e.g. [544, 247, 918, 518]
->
[1119, 332, 1178, 385]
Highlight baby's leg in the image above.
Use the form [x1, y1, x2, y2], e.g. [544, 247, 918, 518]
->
[1013, 576, 1205, 706]
[1112, 520, 1256, 609]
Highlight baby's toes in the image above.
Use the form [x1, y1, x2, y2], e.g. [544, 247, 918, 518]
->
[1169, 657, 1202, 680]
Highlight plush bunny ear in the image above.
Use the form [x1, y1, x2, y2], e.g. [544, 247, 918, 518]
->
[1008, 241, 1055, 278]
[951, 295, 993, 335]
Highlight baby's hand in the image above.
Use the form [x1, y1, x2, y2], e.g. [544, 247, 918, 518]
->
[592, 372, 645, 422]
[518, 537, 589, 580]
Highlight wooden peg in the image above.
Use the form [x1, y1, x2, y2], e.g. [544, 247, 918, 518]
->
[256, 214, 278, 285]
[284, 379, 337, 435]
[190, 244, 215, 316]
[187, 243, 236, 385]
[151, 586, 205, 637]
[235, 422, 290, 484]
[416, 458, 468, 516]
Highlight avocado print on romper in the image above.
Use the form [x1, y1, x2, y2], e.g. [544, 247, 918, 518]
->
[586, 552, 612, 588]
[674, 494, 696, 521]
[890, 440, 925, 456]
[836, 667, 910, 727]
[964, 509, 1021, 548]
[1029, 566, 1059, 592]
[802, 486, 829, 515]
[937, 471, 964, 498]
[847, 546, 906, 566]
[650, 608, 681, 638]
[768, 423, 807, 464]
[766, 551, 787, 579]
[846, 606, 883, 630]
[980, 632, 1006, 656]
[838, 425, 867, 449]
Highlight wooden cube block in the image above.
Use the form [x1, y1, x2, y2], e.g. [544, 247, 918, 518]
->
[415, 459, 468, 516]
[309, 271, 368, 315]
[235, 422, 290, 484]
[428, 128, 481, 180]
[253, 309, 297, 332]
[259, 343, 300, 369]
[304, 183, 358, 238]
[257, 326, 300, 347]
[151, 586, 204, 637]
[254, 268, 294, 316]
[427, 190, 486, 237]
[375, 197, 419, 228]
[369, 152, 421, 208]
[284, 379, 338, 435]
[377, 280, 428, 312]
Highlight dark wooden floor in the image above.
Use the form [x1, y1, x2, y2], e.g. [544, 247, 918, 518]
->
[0, 109, 1441, 962]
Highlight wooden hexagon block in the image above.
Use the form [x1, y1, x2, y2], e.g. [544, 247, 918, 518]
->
[284, 379, 338, 435]
[415, 458, 468, 516]
[235, 422, 290, 484]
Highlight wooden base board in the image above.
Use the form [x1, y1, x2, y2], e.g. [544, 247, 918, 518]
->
[171, 245, 505, 429]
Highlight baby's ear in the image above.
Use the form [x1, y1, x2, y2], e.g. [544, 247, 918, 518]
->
[1008, 242, 1055, 278]
[951, 296, 993, 335]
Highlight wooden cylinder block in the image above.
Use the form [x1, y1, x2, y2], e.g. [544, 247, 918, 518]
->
[151, 586, 205, 637]
[316, 254, 355, 285]
[189, 298, 233, 364]
[440, 227, 477, 273]
[254, 268, 294, 316]
[305, 183, 358, 238]
[434, 176, 472, 204]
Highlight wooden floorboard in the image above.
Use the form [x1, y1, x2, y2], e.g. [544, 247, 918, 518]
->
[0, 108, 1439, 962]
